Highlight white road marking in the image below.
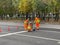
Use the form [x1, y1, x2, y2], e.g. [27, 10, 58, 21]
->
[16, 34, 60, 42]
[39, 30, 60, 33]
[57, 42, 60, 44]
[0, 31, 27, 37]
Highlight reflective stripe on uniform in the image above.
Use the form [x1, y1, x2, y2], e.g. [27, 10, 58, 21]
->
[28, 26, 31, 29]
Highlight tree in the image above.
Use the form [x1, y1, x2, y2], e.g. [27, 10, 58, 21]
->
[18, 0, 32, 13]
[18, 0, 32, 19]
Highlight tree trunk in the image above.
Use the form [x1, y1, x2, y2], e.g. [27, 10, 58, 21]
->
[26, 12, 28, 19]
[38, 11, 40, 18]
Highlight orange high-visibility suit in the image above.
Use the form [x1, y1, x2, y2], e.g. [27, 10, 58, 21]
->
[24, 19, 29, 30]
[35, 17, 40, 30]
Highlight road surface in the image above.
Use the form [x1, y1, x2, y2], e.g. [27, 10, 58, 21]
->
[0, 22, 60, 45]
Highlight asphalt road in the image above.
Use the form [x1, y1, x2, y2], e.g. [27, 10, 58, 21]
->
[0, 22, 60, 45]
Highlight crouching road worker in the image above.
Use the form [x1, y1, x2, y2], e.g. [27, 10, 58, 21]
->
[35, 17, 40, 30]
[28, 22, 32, 32]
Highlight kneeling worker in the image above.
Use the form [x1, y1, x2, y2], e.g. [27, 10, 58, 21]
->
[28, 22, 32, 32]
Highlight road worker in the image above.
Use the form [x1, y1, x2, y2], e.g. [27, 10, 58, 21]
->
[28, 22, 32, 32]
[34, 17, 40, 30]
[24, 18, 29, 31]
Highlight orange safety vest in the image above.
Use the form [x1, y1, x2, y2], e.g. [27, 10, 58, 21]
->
[35, 17, 40, 23]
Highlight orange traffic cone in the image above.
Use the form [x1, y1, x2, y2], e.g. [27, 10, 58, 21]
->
[8, 26, 10, 31]
[16, 25, 18, 30]
[0, 28, 2, 32]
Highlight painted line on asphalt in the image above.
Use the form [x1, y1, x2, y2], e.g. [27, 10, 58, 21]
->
[39, 30, 60, 33]
[0, 31, 27, 37]
[58, 42, 60, 44]
[16, 34, 60, 42]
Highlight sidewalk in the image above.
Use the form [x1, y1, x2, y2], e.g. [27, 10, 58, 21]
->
[0, 21, 23, 26]
[40, 23, 60, 30]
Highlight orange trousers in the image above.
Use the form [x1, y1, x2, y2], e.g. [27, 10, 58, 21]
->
[35, 23, 40, 29]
